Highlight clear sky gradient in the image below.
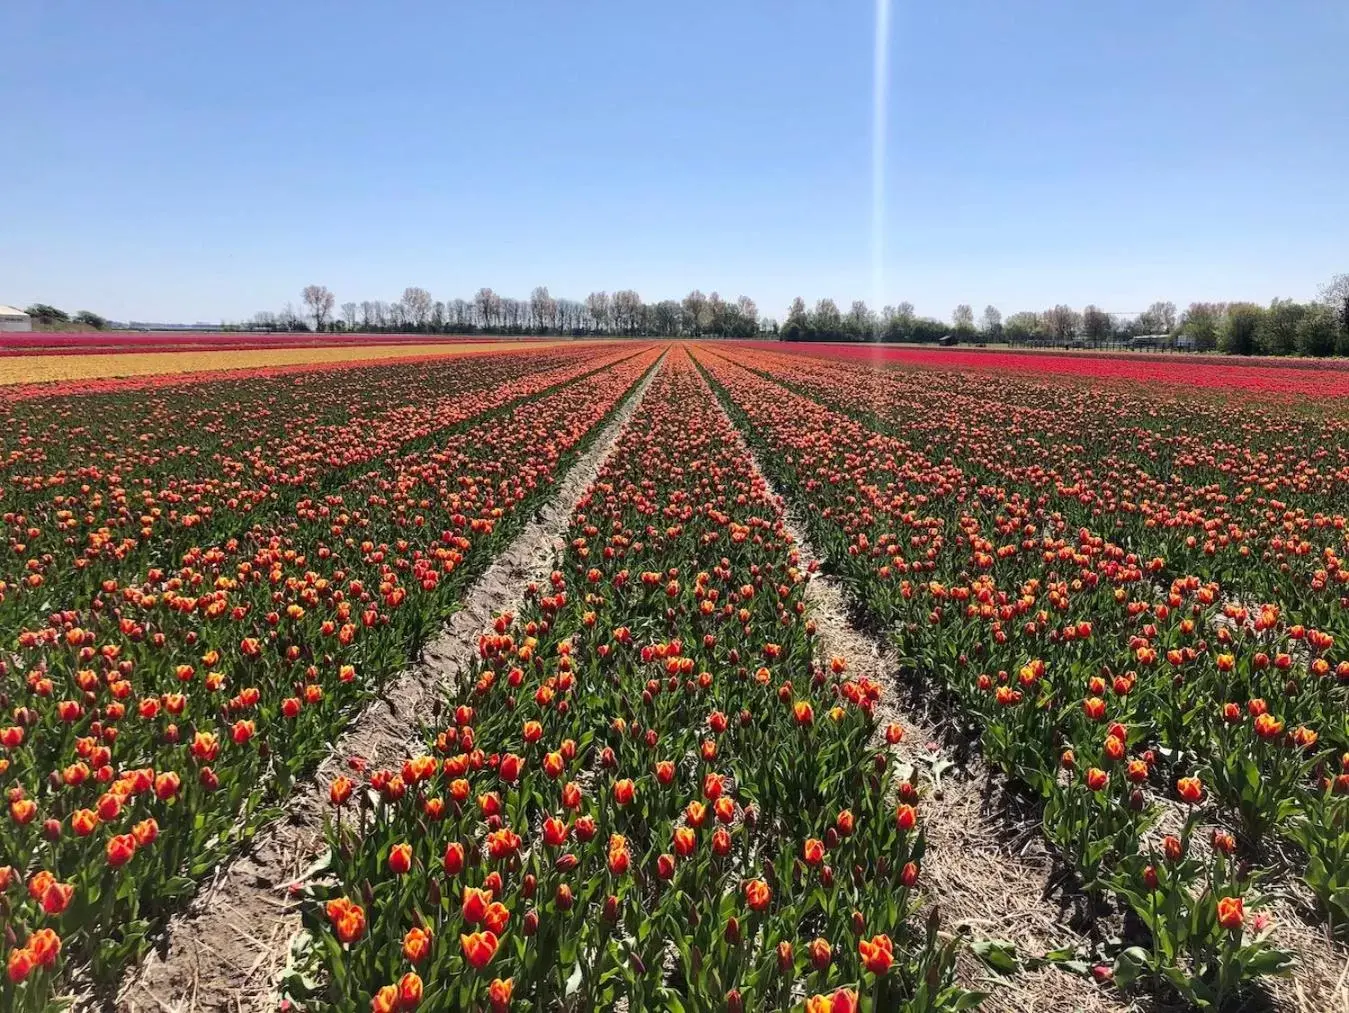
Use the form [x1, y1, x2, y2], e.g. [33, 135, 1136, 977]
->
[2, 1, 1345, 325]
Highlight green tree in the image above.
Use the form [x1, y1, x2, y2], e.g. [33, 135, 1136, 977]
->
[1295, 303, 1337, 357]
[73, 310, 107, 330]
[781, 297, 810, 341]
[1219, 303, 1262, 355]
[1255, 299, 1304, 355]
[1181, 302, 1223, 351]
[810, 299, 843, 340]
[25, 303, 69, 325]
[1004, 311, 1041, 342]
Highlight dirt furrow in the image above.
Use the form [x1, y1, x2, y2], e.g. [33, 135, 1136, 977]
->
[110, 356, 664, 1013]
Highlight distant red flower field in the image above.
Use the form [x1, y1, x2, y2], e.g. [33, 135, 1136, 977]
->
[745, 341, 1349, 398]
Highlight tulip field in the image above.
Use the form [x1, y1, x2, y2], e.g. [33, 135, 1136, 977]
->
[1, 340, 1347, 1011]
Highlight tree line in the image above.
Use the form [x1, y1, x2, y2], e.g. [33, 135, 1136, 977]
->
[777, 275, 1349, 358]
[268, 286, 768, 339]
[21, 304, 109, 329]
[19, 272, 1349, 358]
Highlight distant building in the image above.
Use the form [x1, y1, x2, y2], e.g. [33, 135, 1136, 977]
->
[1130, 334, 1167, 349]
[0, 305, 33, 332]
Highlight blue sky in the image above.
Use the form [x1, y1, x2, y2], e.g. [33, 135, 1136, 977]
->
[2, 0, 1345, 325]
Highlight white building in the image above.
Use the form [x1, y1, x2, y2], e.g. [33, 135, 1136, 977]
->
[0, 305, 32, 332]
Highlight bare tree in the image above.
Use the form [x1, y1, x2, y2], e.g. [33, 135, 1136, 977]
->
[280, 301, 304, 330]
[341, 302, 358, 330]
[1319, 273, 1349, 333]
[736, 295, 758, 335]
[896, 301, 915, 322]
[1082, 305, 1113, 344]
[706, 292, 726, 336]
[530, 286, 557, 333]
[1043, 304, 1082, 344]
[302, 285, 335, 331]
[847, 300, 875, 338]
[472, 288, 498, 330]
[980, 305, 1002, 335]
[952, 304, 974, 331]
[682, 290, 707, 336]
[585, 291, 611, 334]
[1140, 300, 1177, 334]
[613, 290, 642, 335]
[402, 287, 432, 331]
[360, 301, 373, 328]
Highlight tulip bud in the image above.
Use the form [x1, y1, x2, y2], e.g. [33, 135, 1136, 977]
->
[820, 865, 834, 888]
[522, 873, 536, 900]
[926, 904, 941, 940]
[851, 910, 865, 936]
[726, 989, 743, 1013]
[43, 819, 61, 842]
[1129, 788, 1145, 811]
[724, 916, 741, 945]
[603, 895, 619, 923]
[523, 909, 539, 936]
[824, 827, 839, 850]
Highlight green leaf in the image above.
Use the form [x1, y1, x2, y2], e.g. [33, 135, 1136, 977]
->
[970, 938, 1020, 975]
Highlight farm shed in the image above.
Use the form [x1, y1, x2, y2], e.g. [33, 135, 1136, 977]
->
[0, 305, 33, 332]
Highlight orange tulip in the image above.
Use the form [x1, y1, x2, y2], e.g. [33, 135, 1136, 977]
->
[1217, 896, 1244, 930]
[7, 946, 33, 984]
[463, 886, 493, 925]
[461, 930, 499, 969]
[398, 971, 423, 1008]
[484, 902, 511, 935]
[371, 985, 398, 1013]
[325, 897, 366, 944]
[744, 878, 771, 912]
[403, 926, 432, 964]
[858, 933, 894, 974]
[388, 843, 413, 875]
[488, 977, 514, 1012]
[106, 833, 137, 868]
[26, 928, 61, 969]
